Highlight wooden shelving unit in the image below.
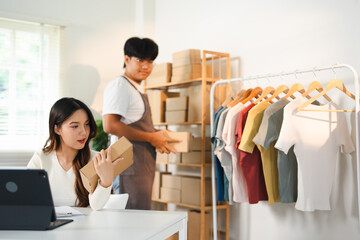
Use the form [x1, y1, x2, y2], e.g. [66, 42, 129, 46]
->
[146, 50, 230, 240]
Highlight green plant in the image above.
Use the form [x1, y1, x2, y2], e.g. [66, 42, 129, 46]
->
[91, 119, 109, 151]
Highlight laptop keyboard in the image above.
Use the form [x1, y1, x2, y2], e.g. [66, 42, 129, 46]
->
[46, 219, 73, 230]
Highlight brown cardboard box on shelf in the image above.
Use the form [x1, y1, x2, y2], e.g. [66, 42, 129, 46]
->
[173, 49, 201, 59]
[165, 110, 187, 123]
[168, 153, 181, 163]
[166, 96, 188, 111]
[156, 151, 168, 163]
[188, 210, 210, 240]
[190, 137, 212, 151]
[171, 65, 213, 82]
[181, 151, 211, 164]
[80, 136, 133, 193]
[160, 187, 181, 202]
[162, 131, 191, 152]
[172, 49, 201, 68]
[147, 63, 172, 86]
[162, 174, 182, 190]
[181, 177, 212, 206]
[152, 171, 171, 200]
[156, 152, 179, 163]
[147, 90, 180, 124]
[181, 84, 226, 122]
[172, 63, 201, 77]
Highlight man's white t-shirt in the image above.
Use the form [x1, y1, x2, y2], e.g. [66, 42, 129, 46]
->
[27, 150, 112, 211]
[102, 75, 145, 144]
[275, 97, 355, 211]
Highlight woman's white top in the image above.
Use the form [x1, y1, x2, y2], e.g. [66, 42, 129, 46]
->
[27, 150, 112, 211]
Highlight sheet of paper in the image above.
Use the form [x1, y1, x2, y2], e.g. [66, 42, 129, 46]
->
[55, 206, 85, 217]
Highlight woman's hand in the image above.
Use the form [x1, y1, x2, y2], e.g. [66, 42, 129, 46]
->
[93, 148, 122, 188]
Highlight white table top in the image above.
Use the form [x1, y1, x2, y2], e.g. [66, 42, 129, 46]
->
[0, 209, 188, 240]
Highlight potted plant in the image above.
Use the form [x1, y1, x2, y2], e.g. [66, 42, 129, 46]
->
[91, 119, 109, 151]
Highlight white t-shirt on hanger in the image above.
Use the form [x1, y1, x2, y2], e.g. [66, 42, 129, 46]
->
[222, 102, 249, 203]
[275, 97, 355, 211]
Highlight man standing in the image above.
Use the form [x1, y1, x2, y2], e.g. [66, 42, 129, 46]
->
[102, 37, 176, 210]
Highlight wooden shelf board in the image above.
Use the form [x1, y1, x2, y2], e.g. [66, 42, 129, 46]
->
[145, 78, 218, 90]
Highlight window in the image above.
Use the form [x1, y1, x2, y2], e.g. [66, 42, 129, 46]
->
[0, 17, 62, 152]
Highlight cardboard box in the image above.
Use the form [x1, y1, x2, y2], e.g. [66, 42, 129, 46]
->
[160, 187, 181, 202]
[147, 63, 172, 86]
[190, 137, 211, 151]
[181, 151, 211, 164]
[162, 131, 191, 152]
[165, 110, 187, 123]
[188, 211, 210, 240]
[147, 90, 180, 123]
[152, 171, 171, 200]
[172, 49, 201, 68]
[181, 177, 212, 206]
[80, 136, 133, 193]
[172, 63, 202, 78]
[180, 85, 226, 122]
[166, 96, 188, 111]
[156, 151, 168, 163]
[168, 153, 181, 163]
[156, 152, 180, 163]
[162, 174, 182, 190]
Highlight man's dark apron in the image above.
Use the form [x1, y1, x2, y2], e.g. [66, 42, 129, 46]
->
[119, 81, 156, 210]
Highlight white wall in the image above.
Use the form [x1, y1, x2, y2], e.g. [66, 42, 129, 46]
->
[153, 0, 360, 240]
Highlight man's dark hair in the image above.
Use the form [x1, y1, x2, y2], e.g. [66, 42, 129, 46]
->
[123, 37, 158, 68]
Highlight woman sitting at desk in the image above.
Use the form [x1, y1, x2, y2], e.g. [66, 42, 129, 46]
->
[28, 97, 119, 210]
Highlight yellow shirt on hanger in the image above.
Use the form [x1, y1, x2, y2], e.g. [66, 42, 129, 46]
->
[239, 101, 279, 205]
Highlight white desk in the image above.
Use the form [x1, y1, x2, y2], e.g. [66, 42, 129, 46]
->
[0, 209, 188, 240]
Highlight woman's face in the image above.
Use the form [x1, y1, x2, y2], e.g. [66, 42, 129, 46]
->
[55, 109, 90, 151]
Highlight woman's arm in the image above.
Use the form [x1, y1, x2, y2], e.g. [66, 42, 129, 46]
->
[88, 149, 121, 210]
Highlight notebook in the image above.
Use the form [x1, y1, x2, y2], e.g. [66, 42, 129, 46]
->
[0, 169, 73, 230]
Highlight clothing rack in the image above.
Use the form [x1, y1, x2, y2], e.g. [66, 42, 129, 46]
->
[210, 63, 360, 240]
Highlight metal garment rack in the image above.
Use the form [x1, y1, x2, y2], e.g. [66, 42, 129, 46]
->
[209, 63, 360, 240]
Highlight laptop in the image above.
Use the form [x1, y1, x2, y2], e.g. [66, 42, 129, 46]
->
[0, 169, 73, 230]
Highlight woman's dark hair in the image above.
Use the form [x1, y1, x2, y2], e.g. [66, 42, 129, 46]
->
[43, 97, 97, 207]
[123, 37, 158, 68]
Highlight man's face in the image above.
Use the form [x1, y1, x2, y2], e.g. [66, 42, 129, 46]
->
[124, 55, 154, 82]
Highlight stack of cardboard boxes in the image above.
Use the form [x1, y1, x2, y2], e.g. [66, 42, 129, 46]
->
[147, 91, 179, 124]
[155, 173, 212, 206]
[165, 96, 188, 123]
[181, 137, 212, 164]
[171, 49, 202, 82]
[146, 62, 172, 86]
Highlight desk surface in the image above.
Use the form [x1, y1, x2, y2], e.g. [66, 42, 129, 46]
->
[0, 209, 188, 240]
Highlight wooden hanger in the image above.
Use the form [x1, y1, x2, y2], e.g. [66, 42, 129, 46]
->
[241, 87, 263, 104]
[284, 83, 311, 99]
[228, 88, 252, 107]
[221, 89, 237, 107]
[253, 86, 275, 104]
[298, 78, 356, 112]
[301, 81, 332, 102]
[265, 84, 291, 102]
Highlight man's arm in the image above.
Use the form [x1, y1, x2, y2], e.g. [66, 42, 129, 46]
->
[103, 114, 177, 154]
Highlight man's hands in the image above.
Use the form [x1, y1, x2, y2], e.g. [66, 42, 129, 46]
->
[148, 130, 180, 154]
[93, 148, 122, 188]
